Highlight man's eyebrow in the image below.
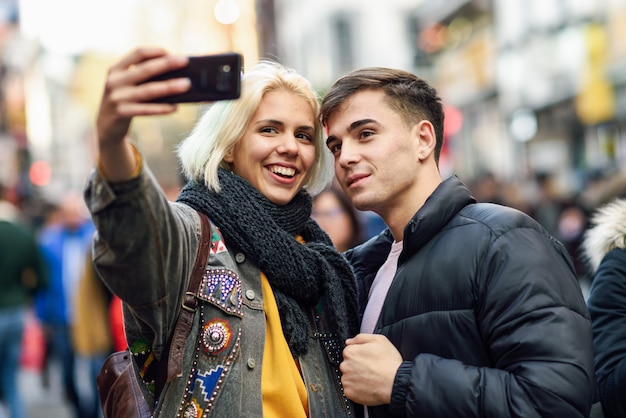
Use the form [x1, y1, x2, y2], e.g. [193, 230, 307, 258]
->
[325, 118, 377, 147]
[349, 119, 376, 132]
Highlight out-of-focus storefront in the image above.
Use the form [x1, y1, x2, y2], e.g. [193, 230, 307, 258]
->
[405, 0, 626, 205]
[273, 0, 625, 204]
[2, 0, 260, 217]
[0, 0, 31, 206]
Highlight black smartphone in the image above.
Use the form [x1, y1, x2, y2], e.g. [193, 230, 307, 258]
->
[146, 52, 242, 103]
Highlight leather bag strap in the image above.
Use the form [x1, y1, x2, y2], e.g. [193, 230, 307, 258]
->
[166, 211, 212, 382]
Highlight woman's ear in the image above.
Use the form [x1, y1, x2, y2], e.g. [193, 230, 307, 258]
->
[414, 120, 437, 162]
[223, 149, 234, 163]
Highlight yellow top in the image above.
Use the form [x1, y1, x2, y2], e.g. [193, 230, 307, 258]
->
[261, 272, 309, 418]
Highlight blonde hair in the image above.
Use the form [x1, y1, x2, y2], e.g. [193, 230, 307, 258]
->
[177, 60, 333, 196]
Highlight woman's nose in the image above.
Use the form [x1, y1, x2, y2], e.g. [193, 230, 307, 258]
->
[277, 134, 300, 155]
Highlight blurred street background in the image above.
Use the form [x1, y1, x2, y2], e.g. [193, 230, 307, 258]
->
[0, 0, 624, 416]
[18, 365, 74, 418]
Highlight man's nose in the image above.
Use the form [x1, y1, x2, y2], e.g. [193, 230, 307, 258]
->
[337, 140, 359, 167]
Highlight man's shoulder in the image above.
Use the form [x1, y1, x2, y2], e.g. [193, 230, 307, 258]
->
[459, 202, 536, 227]
[448, 202, 552, 244]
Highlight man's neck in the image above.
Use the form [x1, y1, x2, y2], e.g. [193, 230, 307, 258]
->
[383, 174, 442, 242]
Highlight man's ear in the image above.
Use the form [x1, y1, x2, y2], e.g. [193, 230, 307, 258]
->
[414, 120, 437, 162]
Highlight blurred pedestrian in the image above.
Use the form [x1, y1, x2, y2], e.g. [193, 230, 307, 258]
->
[469, 171, 506, 205]
[320, 66, 596, 417]
[529, 171, 561, 236]
[556, 200, 590, 279]
[85, 47, 359, 417]
[312, 184, 366, 252]
[34, 192, 95, 418]
[583, 197, 626, 418]
[72, 253, 122, 418]
[0, 182, 47, 418]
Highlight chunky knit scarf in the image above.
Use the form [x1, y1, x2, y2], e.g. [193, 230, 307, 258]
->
[177, 169, 359, 357]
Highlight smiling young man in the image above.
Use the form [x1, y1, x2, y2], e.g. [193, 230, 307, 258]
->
[321, 68, 596, 418]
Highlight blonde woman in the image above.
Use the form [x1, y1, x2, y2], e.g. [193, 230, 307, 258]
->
[86, 47, 358, 418]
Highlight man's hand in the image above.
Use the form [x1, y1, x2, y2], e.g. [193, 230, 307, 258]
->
[340, 333, 403, 405]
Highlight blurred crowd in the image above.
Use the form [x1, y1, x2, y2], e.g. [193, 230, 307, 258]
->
[466, 168, 626, 293]
[0, 184, 124, 418]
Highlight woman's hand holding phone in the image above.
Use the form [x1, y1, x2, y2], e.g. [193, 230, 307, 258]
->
[143, 53, 242, 103]
[95, 47, 191, 181]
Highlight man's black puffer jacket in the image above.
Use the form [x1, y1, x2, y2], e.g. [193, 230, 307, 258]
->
[345, 176, 595, 418]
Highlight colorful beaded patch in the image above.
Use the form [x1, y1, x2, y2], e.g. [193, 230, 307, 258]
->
[201, 319, 232, 355]
[129, 337, 156, 392]
[197, 269, 243, 317]
[209, 224, 227, 255]
[180, 329, 241, 416]
[182, 399, 200, 418]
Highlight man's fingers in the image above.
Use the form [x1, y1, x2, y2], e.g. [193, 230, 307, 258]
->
[346, 333, 382, 346]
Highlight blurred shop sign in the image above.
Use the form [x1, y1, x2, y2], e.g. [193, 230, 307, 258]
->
[575, 23, 615, 125]
[0, 0, 17, 24]
[434, 28, 496, 105]
[606, 0, 626, 62]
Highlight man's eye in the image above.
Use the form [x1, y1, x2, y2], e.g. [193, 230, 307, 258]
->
[329, 143, 342, 154]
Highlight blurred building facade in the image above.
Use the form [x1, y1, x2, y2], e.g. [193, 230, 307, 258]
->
[271, 0, 626, 203]
[1, 0, 260, 215]
[2, 0, 625, 215]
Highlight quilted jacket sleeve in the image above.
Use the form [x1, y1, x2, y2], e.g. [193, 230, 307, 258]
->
[84, 165, 201, 359]
[587, 248, 626, 418]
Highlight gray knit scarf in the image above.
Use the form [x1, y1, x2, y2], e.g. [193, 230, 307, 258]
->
[176, 168, 359, 357]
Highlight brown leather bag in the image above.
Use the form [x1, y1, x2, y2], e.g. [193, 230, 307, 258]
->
[97, 350, 152, 417]
[96, 212, 212, 417]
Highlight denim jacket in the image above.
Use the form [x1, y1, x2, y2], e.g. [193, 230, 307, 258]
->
[84, 165, 354, 418]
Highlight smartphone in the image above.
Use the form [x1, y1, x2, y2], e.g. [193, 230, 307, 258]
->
[146, 53, 242, 103]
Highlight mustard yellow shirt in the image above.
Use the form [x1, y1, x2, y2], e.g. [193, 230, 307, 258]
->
[261, 272, 309, 418]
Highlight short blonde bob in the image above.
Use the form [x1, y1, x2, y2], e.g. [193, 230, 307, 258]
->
[176, 60, 333, 197]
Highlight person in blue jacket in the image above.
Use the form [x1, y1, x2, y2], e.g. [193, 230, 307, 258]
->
[320, 67, 596, 417]
[35, 192, 95, 418]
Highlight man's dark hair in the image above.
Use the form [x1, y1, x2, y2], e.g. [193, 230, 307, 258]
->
[320, 68, 445, 163]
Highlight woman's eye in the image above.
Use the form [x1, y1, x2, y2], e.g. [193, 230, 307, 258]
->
[296, 132, 314, 142]
[260, 126, 278, 134]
